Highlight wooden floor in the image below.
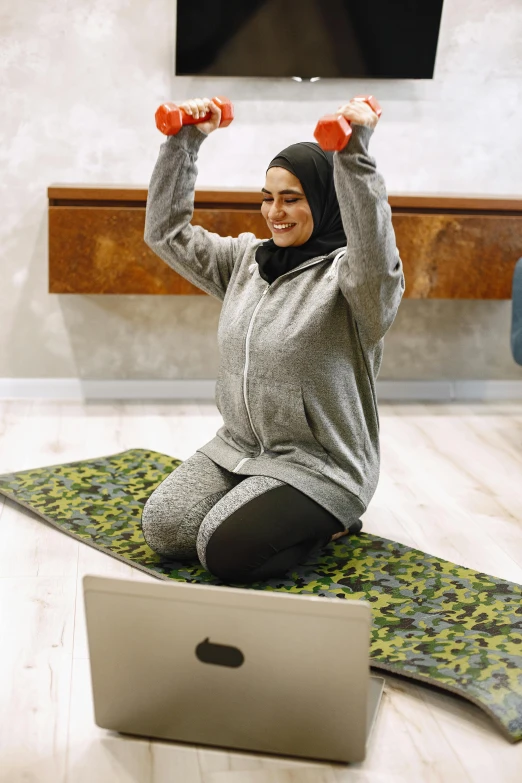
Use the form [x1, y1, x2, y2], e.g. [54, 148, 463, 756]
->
[0, 399, 521, 783]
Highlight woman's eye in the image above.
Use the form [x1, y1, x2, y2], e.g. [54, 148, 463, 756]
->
[262, 198, 298, 203]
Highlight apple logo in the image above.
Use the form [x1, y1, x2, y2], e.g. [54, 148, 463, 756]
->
[196, 637, 245, 668]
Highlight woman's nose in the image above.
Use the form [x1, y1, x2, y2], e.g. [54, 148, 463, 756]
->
[269, 205, 285, 220]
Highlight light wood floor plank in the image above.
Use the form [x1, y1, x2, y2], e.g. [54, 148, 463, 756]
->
[202, 770, 336, 783]
[0, 502, 79, 579]
[374, 407, 522, 580]
[0, 400, 521, 782]
[0, 576, 76, 783]
[417, 681, 522, 783]
[0, 400, 35, 475]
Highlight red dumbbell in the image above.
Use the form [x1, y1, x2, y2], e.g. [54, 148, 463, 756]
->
[313, 95, 382, 152]
[155, 95, 234, 135]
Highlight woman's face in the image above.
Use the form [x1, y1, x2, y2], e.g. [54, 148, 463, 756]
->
[261, 167, 314, 247]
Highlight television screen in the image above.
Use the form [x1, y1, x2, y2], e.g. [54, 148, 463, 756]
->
[175, 0, 445, 80]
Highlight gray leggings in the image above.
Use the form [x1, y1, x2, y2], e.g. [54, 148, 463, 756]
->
[140, 451, 350, 583]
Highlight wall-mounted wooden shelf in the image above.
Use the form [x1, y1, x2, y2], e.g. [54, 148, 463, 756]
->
[48, 185, 522, 298]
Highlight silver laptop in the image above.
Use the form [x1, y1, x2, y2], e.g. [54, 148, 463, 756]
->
[83, 574, 384, 764]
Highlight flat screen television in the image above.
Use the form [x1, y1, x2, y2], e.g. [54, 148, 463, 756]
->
[175, 0, 445, 80]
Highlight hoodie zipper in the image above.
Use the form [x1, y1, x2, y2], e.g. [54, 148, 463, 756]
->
[232, 287, 270, 472]
[231, 252, 343, 473]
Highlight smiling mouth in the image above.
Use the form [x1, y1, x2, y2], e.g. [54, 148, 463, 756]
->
[272, 223, 296, 232]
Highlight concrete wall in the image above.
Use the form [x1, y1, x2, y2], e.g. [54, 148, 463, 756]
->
[2, 0, 522, 383]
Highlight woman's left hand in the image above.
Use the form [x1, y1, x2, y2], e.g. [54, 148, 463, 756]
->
[336, 98, 380, 129]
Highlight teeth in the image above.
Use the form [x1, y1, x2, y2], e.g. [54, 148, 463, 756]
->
[273, 223, 294, 229]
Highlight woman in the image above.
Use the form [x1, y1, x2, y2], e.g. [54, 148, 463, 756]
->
[142, 96, 405, 584]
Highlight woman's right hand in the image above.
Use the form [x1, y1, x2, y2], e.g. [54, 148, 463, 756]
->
[180, 97, 222, 135]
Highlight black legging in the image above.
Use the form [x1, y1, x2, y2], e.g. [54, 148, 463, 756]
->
[204, 483, 361, 584]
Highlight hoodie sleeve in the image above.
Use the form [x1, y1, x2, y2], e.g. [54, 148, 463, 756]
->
[144, 125, 255, 301]
[333, 123, 406, 344]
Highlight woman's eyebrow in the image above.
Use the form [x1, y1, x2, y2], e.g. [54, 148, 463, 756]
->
[261, 187, 304, 196]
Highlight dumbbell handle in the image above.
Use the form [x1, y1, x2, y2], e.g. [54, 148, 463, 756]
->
[352, 94, 382, 119]
[155, 96, 233, 135]
[176, 101, 219, 127]
[314, 95, 382, 152]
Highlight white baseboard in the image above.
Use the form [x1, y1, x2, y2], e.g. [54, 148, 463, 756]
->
[1, 378, 522, 401]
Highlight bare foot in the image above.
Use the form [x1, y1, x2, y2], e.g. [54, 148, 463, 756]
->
[330, 530, 349, 542]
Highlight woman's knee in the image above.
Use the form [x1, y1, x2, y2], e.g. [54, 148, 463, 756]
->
[204, 524, 318, 584]
[141, 477, 229, 560]
[140, 452, 238, 560]
[199, 480, 345, 583]
[204, 526, 256, 583]
[196, 476, 286, 576]
[141, 487, 183, 558]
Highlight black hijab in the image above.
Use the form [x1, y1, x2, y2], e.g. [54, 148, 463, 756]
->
[255, 142, 346, 284]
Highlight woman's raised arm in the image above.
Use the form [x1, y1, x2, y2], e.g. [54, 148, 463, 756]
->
[332, 103, 405, 345]
[144, 102, 255, 301]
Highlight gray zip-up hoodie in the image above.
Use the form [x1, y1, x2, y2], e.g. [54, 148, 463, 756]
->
[144, 122, 405, 529]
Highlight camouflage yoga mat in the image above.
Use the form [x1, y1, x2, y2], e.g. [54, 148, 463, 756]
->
[0, 448, 520, 742]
